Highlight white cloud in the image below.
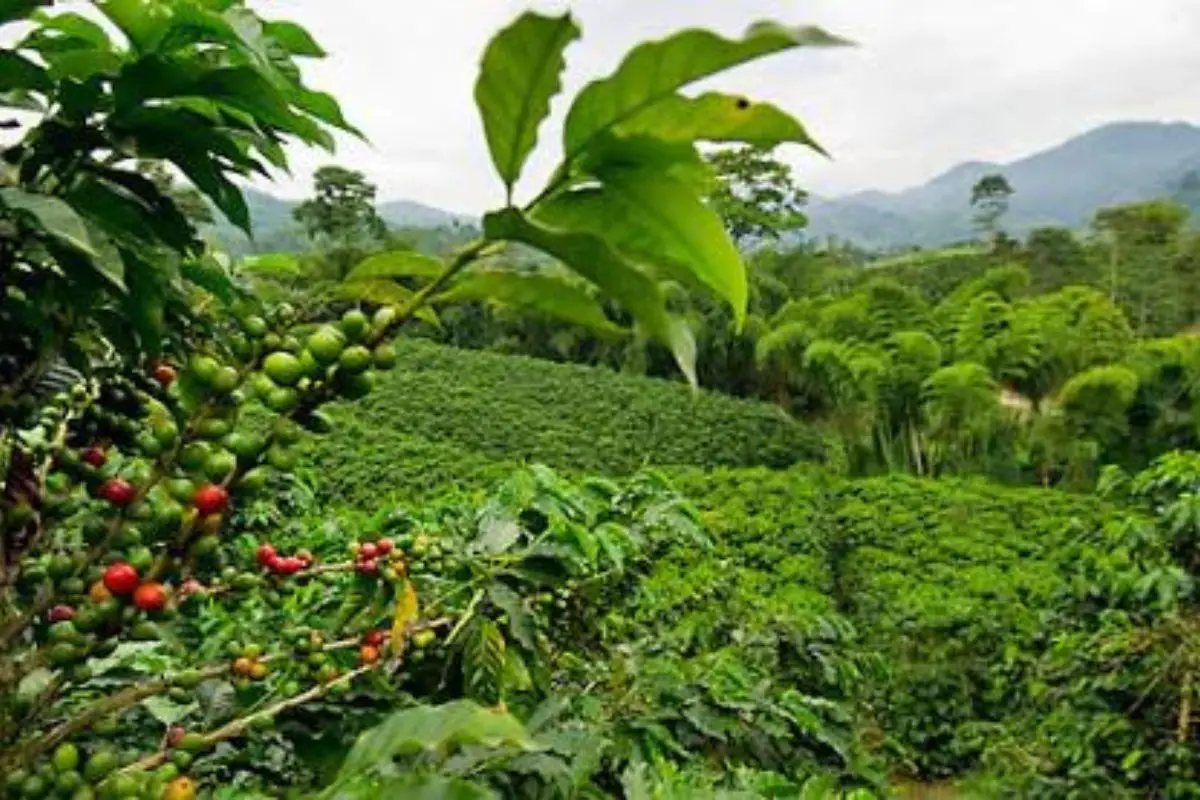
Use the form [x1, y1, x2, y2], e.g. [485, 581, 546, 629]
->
[253, 2, 1200, 208]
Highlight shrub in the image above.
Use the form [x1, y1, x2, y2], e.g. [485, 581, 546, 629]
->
[301, 339, 827, 506]
[827, 475, 1116, 778]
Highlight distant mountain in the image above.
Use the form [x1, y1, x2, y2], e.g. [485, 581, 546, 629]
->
[806, 121, 1200, 248]
[207, 188, 474, 255]
[379, 199, 474, 229]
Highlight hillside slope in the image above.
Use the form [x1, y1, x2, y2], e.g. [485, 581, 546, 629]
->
[808, 121, 1200, 247]
[205, 188, 474, 254]
[298, 339, 827, 506]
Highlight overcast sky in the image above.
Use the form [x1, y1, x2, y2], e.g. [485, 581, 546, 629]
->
[252, 1, 1200, 212]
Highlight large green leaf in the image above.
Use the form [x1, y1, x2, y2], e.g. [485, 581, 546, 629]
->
[345, 250, 447, 283]
[475, 11, 579, 195]
[339, 279, 415, 306]
[563, 22, 848, 161]
[194, 67, 332, 148]
[334, 700, 536, 780]
[75, 168, 195, 251]
[181, 254, 241, 305]
[534, 168, 748, 326]
[27, 10, 114, 50]
[0, 188, 96, 257]
[294, 87, 361, 137]
[171, 147, 251, 232]
[574, 135, 712, 192]
[484, 207, 697, 384]
[240, 252, 302, 276]
[263, 20, 325, 57]
[434, 270, 624, 337]
[617, 92, 826, 152]
[0, 52, 51, 94]
[98, 0, 173, 53]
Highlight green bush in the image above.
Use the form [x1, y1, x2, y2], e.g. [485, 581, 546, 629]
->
[566, 466, 882, 792]
[661, 467, 1121, 783]
[826, 475, 1117, 777]
[301, 339, 826, 505]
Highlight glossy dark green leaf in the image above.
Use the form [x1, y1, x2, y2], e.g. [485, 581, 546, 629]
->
[435, 270, 624, 337]
[484, 207, 697, 384]
[80, 167, 196, 251]
[173, 150, 250, 232]
[0, 52, 51, 94]
[563, 22, 848, 161]
[194, 67, 332, 148]
[65, 176, 176, 256]
[475, 11, 579, 194]
[0, 0, 49, 27]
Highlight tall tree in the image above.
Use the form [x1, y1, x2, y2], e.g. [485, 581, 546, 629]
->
[294, 166, 389, 279]
[706, 145, 808, 244]
[1092, 200, 1190, 332]
[970, 173, 1015, 243]
[1023, 227, 1095, 292]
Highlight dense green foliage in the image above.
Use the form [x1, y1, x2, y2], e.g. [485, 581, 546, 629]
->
[2, 5, 873, 799]
[6, 1, 1200, 798]
[301, 339, 827, 507]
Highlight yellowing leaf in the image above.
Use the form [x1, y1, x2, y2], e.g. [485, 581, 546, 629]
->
[390, 579, 419, 655]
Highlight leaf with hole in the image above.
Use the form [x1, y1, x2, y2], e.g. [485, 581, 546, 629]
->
[616, 92, 826, 152]
[563, 22, 849, 162]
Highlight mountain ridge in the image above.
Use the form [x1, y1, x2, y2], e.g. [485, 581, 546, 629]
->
[212, 120, 1200, 253]
[806, 120, 1200, 248]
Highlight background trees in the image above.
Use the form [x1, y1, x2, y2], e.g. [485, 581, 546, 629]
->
[293, 166, 390, 281]
[705, 145, 809, 245]
[970, 173, 1015, 245]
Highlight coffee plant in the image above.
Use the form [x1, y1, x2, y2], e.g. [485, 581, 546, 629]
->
[0, 2, 846, 796]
